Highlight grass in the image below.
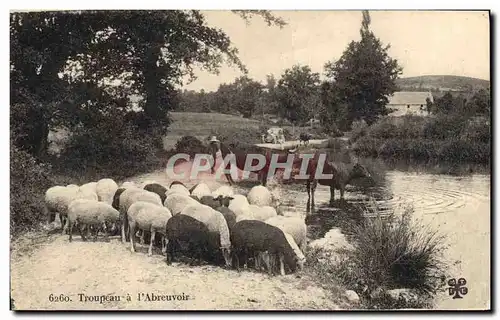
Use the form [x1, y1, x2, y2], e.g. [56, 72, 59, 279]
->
[163, 112, 261, 150]
[304, 199, 449, 309]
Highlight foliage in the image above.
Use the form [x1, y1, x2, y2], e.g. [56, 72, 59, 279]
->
[174, 135, 209, 157]
[54, 118, 162, 181]
[10, 10, 285, 159]
[351, 114, 491, 164]
[323, 11, 403, 127]
[332, 206, 448, 307]
[10, 139, 52, 235]
[275, 64, 321, 126]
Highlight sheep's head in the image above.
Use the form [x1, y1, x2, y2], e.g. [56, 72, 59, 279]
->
[213, 195, 234, 207]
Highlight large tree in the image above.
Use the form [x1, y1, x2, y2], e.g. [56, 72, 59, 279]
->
[275, 64, 321, 126]
[323, 10, 402, 126]
[10, 10, 285, 158]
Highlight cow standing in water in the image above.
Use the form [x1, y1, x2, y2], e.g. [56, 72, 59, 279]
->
[208, 136, 299, 186]
[290, 151, 372, 214]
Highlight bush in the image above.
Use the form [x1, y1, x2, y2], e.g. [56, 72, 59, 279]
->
[175, 135, 209, 157]
[334, 206, 448, 301]
[10, 141, 53, 235]
[351, 119, 369, 140]
[422, 114, 467, 140]
[55, 123, 161, 181]
[351, 114, 491, 165]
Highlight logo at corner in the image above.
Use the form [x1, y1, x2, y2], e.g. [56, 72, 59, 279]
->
[448, 278, 468, 299]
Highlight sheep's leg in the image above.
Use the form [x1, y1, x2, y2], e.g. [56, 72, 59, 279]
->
[121, 215, 127, 243]
[267, 253, 276, 276]
[233, 251, 241, 272]
[254, 252, 261, 271]
[340, 186, 345, 200]
[102, 222, 110, 241]
[329, 185, 335, 206]
[129, 223, 136, 253]
[166, 239, 174, 265]
[68, 220, 73, 242]
[60, 214, 67, 234]
[243, 248, 248, 269]
[161, 236, 168, 255]
[79, 225, 87, 242]
[279, 252, 285, 276]
[140, 230, 145, 245]
[148, 231, 155, 256]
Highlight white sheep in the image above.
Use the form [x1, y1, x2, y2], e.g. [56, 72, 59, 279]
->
[96, 178, 119, 204]
[190, 182, 212, 198]
[127, 201, 172, 256]
[120, 181, 137, 189]
[140, 180, 159, 188]
[119, 188, 162, 243]
[248, 205, 278, 221]
[265, 215, 308, 253]
[166, 184, 190, 197]
[45, 185, 98, 232]
[79, 181, 97, 194]
[164, 193, 199, 216]
[247, 185, 274, 206]
[65, 199, 120, 242]
[212, 185, 235, 198]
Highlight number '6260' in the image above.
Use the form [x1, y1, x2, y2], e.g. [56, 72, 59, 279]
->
[48, 294, 71, 302]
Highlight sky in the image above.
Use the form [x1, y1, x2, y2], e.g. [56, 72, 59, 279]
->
[182, 10, 490, 92]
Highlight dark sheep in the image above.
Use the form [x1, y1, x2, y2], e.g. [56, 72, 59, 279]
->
[165, 214, 211, 266]
[170, 181, 187, 188]
[191, 195, 234, 210]
[215, 206, 237, 232]
[230, 220, 305, 275]
[143, 183, 167, 203]
[112, 188, 127, 211]
[109, 188, 126, 236]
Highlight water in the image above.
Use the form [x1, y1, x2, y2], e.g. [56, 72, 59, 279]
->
[298, 168, 490, 310]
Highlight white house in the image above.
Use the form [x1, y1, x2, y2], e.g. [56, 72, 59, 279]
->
[387, 91, 433, 116]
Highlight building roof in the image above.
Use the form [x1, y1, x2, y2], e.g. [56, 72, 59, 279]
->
[387, 91, 433, 105]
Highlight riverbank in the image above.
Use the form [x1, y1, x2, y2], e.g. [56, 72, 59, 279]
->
[350, 115, 490, 165]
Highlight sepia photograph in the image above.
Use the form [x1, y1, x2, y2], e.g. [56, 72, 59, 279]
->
[9, 8, 491, 311]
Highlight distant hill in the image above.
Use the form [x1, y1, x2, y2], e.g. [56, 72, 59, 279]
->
[396, 75, 490, 92]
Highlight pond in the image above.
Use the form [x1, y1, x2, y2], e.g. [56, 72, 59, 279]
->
[296, 163, 490, 310]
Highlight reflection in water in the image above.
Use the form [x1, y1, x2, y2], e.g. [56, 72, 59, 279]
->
[301, 168, 490, 310]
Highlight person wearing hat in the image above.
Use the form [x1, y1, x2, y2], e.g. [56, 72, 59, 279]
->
[208, 136, 221, 174]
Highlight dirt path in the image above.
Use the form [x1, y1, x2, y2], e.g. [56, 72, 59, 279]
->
[10, 166, 350, 311]
[11, 235, 344, 310]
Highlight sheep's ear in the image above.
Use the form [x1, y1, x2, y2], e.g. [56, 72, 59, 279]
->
[226, 196, 234, 201]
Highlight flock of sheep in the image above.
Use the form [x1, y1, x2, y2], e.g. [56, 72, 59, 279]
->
[44, 178, 307, 276]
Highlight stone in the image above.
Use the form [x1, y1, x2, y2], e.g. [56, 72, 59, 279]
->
[344, 290, 360, 303]
[386, 288, 420, 305]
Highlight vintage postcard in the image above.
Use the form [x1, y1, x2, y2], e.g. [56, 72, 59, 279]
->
[10, 9, 491, 311]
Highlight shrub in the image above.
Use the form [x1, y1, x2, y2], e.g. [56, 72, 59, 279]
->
[368, 118, 398, 139]
[175, 135, 209, 157]
[10, 141, 53, 235]
[55, 123, 161, 181]
[422, 114, 467, 140]
[351, 119, 369, 140]
[335, 206, 448, 301]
